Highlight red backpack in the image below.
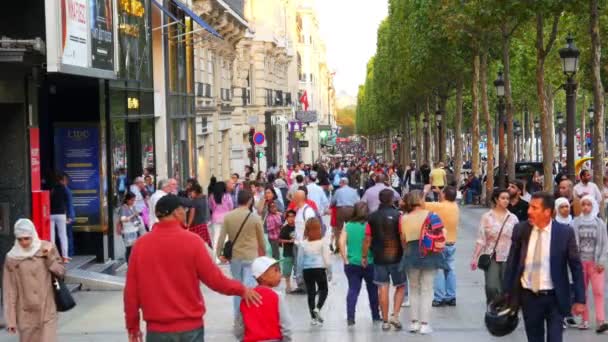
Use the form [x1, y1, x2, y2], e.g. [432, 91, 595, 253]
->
[419, 212, 446, 256]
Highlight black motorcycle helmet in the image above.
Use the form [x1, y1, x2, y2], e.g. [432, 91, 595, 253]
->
[485, 297, 519, 337]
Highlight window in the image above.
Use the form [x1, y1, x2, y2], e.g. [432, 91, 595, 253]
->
[207, 50, 215, 97]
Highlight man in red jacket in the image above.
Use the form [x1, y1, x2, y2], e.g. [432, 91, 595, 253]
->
[124, 195, 261, 342]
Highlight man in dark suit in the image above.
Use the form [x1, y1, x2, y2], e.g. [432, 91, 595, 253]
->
[503, 192, 585, 342]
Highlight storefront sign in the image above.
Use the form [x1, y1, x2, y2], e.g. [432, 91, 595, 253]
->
[299, 140, 309, 148]
[45, 0, 116, 78]
[295, 110, 318, 123]
[54, 125, 101, 230]
[30, 128, 41, 192]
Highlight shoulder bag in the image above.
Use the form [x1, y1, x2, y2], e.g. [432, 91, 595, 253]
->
[477, 213, 510, 271]
[222, 212, 251, 260]
[53, 276, 76, 312]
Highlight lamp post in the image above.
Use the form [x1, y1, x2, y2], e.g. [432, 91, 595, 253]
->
[494, 70, 506, 189]
[514, 121, 521, 161]
[423, 117, 429, 164]
[588, 105, 594, 152]
[558, 33, 580, 181]
[556, 112, 564, 163]
[435, 110, 443, 163]
[534, 118, 540, 161]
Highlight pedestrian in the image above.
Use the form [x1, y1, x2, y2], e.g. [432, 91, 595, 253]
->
[503, 192, 586, 342]
[404, 162, 422, 191]
[338, 202, 380, 326]
[470, 188, 518, 304]
[144, 175, 155, 195]
[3, 219, 66, 342]
[227, 174, 241, 208]
[256, 185, 285, 217]
[187, 183, 212, 248]
[129, 177, 147, 215]
[554, 197, 572, 225]
[389, 168, 401, 195]
[216, 190, 266, 321]
[298, 217, 332, 326]
[236, 256, 293, 341]
[574, 169, 602, 205]
[399, 190, 447, 335]
[361, 189, 405, 331]
[209, 181, 234, 258]
[264, 202, 283, 260]
[570, 195, 608, 332]
[124, 194, 261, 342]
[50, 173, 70, 263]
[330, 177, 360, 252]
[429, 162, 447, 201]
[149, 178, 176, 228]
[424, 186, 460, 307]
[361, 174, 400, 213]
[118, 192, 146, 263]
[557, 179, 582, 217]
[507, 180, 529, 222]
[279, 210, 297, 293]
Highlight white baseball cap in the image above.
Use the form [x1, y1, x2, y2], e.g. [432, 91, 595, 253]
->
[251, 256, 279, 279]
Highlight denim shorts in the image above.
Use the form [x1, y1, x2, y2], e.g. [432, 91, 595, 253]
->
[373, 263, 407, 287]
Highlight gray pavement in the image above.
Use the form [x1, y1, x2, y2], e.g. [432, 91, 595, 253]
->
[1, 206, 607, 341]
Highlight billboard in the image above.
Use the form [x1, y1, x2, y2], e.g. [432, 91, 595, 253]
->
[45, 0, 116, 78]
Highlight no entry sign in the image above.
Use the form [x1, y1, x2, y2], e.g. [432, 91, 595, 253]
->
[253, 132, 265, 145]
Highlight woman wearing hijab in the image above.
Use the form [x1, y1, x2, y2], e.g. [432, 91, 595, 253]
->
[570, 195, 608, 332]
[554, 197, 573, 226]
[3, 219, 66, 341]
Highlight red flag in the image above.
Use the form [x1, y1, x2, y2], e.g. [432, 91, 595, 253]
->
[299, 91, 309, 111]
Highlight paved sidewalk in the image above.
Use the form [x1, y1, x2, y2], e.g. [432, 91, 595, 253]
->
[0, 206, 606, 341]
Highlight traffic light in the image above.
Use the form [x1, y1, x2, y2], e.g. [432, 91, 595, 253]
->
[257, 151, 264, 158]
[247, 148, 255, 161]
[248, 128, 255, 146]
[319, 130, 328, 139]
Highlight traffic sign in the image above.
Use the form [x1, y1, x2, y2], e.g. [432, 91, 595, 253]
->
[253, 132, 265, 145]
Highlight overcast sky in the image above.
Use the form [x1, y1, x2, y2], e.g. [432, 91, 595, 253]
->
[316, 0, 388, 97]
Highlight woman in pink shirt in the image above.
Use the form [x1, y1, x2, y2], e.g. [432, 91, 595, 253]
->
[209, 181, 234, 260]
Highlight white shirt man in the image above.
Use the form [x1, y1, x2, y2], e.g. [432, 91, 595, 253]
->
[129, 177, 147, 213]
[573, 181, 602, 205]
[521, 223, 553, 291]
[306, 178, 329, 214]
[149, 179, 176, 228]
[295, 204, 316, 242]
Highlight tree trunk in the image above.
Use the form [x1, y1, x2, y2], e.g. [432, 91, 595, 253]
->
[440, 96, 448, 164]
[590, 0, 605, 198]
[416, 111, 423, 166]
[502, 23, 516, 182]
[472, 52, 481, 176]
[403, 114, 411, 166]
[425, 98, 432, 165]
[481, 52, 494, 205]
[535, 12, 559, 192]
[454, 80, 464, 185]
[580, 93, 586, 157]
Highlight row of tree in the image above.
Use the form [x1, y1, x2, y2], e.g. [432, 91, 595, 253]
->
[356, 0, 607, 194]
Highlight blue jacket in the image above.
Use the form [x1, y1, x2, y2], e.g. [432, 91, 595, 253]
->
[503, 220, 585, 316]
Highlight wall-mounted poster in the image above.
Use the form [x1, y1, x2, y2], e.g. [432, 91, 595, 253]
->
[90, 0, 114, 70]
[45, 0, 116, 78]
[54, 125, 102, 231]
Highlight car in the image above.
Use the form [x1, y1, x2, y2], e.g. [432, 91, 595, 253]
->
[493, 162, 556, 187]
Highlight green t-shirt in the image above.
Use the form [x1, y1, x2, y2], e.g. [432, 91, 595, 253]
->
[346, 221, 374, 266]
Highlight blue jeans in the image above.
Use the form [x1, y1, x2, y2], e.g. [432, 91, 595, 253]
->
[146, 327, 204, 342]
[466, 190, 478, 204]
[229, 259, 256, 319]
[433, 244, 456, 301]
[344, 264, 380, 321]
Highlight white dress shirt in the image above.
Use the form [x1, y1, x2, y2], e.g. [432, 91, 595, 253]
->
[521, 222, 554, 291]
[306, 183, 329, 214]
[148, 189, 167, 229]
[573, 181, 602, 205]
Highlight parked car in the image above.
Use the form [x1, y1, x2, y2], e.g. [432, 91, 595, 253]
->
[493, 162, 556, 188]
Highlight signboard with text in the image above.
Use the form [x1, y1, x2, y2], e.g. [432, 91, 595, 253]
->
[45, 0, 116, 78]
[295, 110, 318, 123]
[54, 125, 101, 231]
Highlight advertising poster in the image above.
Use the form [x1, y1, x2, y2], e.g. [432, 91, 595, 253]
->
[90, 0, 114, 70]
[54, 125, 101, 229]
[61, 0, 89, 67]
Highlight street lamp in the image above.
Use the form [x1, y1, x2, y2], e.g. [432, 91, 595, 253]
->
[558, 33, 580, 181]
[494, 70, 506, 188]
[514, 121, 521, 161]
[556, 112, 564, 162]
[534, 118, 540, 162]
[435, 110, 443, 163]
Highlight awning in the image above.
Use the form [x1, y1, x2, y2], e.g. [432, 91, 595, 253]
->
[152, 0, 182, 23]
[172, 0, 222, 39]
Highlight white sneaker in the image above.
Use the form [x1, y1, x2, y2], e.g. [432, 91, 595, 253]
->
[311, 318, 318, 326]
[408, 321, 421, 332]
[419, 323, 433, 334]
[402, 298, 411, 307]
[313, 308, 324, 323]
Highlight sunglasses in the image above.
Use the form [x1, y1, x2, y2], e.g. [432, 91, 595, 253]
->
[16, 237, 31, 242]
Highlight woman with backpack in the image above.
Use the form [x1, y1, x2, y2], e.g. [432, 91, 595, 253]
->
[399, 190, 447, 335]
[470, 188, 518, 304]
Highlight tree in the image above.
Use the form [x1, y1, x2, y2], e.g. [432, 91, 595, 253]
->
[590, 0, 605, 191]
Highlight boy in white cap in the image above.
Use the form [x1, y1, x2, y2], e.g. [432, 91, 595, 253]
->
[235, 256, 293, 341]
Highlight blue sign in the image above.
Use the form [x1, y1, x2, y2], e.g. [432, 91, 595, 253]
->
[253, 132, 265, 145]
[54, 126, 101, 228]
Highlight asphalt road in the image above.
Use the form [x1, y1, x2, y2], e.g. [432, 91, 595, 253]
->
[0, 206, 606, 341]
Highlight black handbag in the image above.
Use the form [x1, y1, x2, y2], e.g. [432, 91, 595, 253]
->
[222, 212, 251, 260]
[53, 276, 76, 312]
[478, 214, 510, 271]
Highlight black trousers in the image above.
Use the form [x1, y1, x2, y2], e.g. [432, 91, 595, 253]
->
[303, 268, 329, 318]
[521, 290, 564, 342]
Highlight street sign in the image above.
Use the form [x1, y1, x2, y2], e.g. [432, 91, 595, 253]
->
[299, 140, 309, 148]
[253, 132, 265, 145]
